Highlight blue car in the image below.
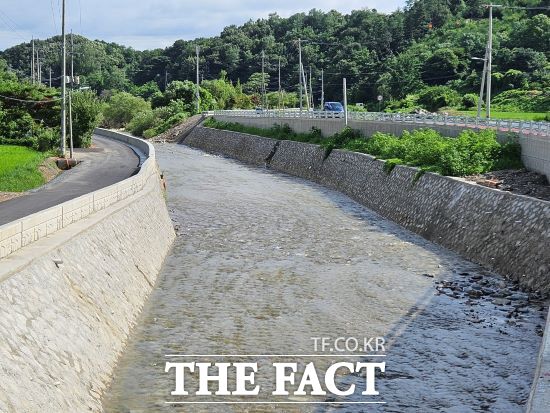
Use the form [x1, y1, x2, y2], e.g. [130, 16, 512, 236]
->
[323, 102, 344, 112]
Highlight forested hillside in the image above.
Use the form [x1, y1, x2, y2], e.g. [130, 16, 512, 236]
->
[0, 0, 548, 118]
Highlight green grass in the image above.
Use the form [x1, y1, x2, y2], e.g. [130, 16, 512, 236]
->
[450, 110, 549, 121]
[203, 117, 325, 143]
[0, 145, 49, 192]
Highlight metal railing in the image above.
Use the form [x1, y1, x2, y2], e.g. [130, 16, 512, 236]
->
[206, 109, 550, 137]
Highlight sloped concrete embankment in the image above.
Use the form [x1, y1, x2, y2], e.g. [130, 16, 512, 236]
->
[0, 129, 175, 412]
[184, 125, 550, 294]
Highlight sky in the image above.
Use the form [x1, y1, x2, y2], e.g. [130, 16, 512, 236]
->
[0, 0, 406, 51]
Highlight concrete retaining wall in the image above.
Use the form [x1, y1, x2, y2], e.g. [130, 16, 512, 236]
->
[0, 130, 175, 412]
[185, 125, 550, 294]
[212, 114, 550, 180]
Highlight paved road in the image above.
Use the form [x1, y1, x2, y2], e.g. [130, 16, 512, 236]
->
[0, 135, 139, 226]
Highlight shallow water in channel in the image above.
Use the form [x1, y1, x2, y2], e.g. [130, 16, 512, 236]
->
[102, 144, 547, 413]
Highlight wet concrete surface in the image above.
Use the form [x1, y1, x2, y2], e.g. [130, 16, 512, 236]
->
[102, 144, 547, 412]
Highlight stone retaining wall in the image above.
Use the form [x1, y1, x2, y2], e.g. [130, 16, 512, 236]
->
[184, 125, 550, 294]
[185, 125, 278, 166]
[0, 130, 175, 412]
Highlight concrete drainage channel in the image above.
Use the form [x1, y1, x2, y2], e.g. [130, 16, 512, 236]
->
[0, 129, 175, 412]
[182, 123, 550, 412]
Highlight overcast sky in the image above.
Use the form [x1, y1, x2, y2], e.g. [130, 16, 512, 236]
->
[0, 0, 406, 51]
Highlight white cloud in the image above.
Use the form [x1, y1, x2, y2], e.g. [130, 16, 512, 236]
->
[0, 0, 406, 50]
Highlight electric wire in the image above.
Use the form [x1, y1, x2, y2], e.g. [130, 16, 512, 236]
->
[0, 94, 62, 103]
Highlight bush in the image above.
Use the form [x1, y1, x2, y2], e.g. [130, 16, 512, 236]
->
[127, 109, 157, 137]
[418, 86, 461, 112]
[35, 128, 58, 151]
[440, 129, 501, 175]
[203, 118, 323, 143]
[347, 129, 519, 176]
[384, 94, 420, 113]
[462, 93, 478, 109]
[491, 89, 549, 112]
[102, 92, 150, 128]
[361, 132, 404, 159]
[204, 119, 523, 177]
[71, 91, 103, 148]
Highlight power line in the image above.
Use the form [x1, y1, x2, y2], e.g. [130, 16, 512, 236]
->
[0, 11, 28, 42]
[50, 0, 59, 33]
[0, 9, 27, 35]
[0, 94, 61, 103]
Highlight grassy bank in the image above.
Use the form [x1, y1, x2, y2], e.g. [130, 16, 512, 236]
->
[203, 117, 325, 144]
[449, 110, 548, 122]
[204, 118, 523, 177]
[0, 146, 49, 192]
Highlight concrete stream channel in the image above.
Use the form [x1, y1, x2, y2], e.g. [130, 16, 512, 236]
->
[101, 143, 547, 412]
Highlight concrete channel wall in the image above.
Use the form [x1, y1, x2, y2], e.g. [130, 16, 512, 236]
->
[213, 114, 550, 180]
[0, 129, 175, 412]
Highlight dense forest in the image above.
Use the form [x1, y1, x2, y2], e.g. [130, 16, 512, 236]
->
[0, 0, 548, 147]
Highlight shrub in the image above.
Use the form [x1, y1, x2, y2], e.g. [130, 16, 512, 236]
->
[462, 93, 478, 109]
[102, 92, 150, 128]
[491, 89, 549, 112]
[203, 119, 523, 177]
[361, 132, 404, 159]
[71, 90, 103, 148]
[417, 86, 461, 112]
[35, 128, 58, 151]
[127, 109, 157, 137]
[400, 129, 451, 167]
[440, 129, 501, 175]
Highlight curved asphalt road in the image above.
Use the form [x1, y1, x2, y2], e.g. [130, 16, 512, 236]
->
[0, 135, 139, 226]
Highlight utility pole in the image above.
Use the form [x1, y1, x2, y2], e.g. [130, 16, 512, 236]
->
[49, 67, 52, 88]
[321, 68, 325, 109]
[36, 49, 40, 84]
[278, 56, 281, 109]
[475, 49, 489, 118]
[164, 69, 168, 91]
[195, 45, 200, 113]
[298, 39, 302, 111]
[309, 66, 313, 110]
[31, 38, 34, 84]
[486, 4, 494, 118]
[60, 0, 67, 156]
[301, 63, 310, 111]
[261, 50, 265, 109]
[343, 78, 348, 126]
[69, 30, 74, 159]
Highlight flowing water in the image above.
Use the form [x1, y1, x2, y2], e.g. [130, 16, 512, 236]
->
[102, 144, 547, 412]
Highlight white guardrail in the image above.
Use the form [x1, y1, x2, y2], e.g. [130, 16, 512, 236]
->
[0, 129, 158, 261]
[206, 109, 550, 137]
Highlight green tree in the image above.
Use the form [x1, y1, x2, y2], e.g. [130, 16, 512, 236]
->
[71, 90, 103, 147]
[422, 48, 460, 84]
[103, 92, 150, 128]
[417, 86, 461, 111]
